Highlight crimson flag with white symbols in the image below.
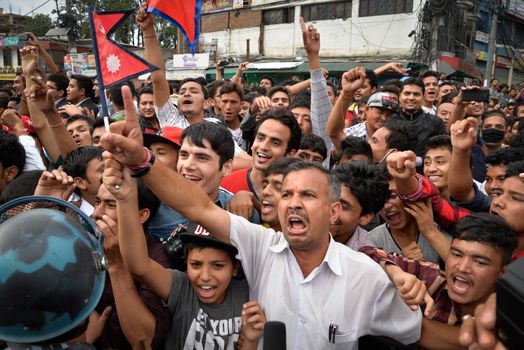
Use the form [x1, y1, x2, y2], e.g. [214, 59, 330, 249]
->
[89, 6, 158, 89]
[146, 0, 202, 54]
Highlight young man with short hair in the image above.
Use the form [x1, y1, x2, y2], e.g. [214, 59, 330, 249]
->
[137, 86, 159, 132]
[259, 157, 302, 230]
[290, 99, 312, 135]
[491, 160, 524, 256]
[295, 133, 326, 164]
[423, 135, 452, 199]
[435, 91, 457, 128]
[421, 71, 439, 115]
[65, 74, 99, 117]
[92, 180, 171, 350]
[148, 123, 258, 241]
[368, 119, 413, 163]
[337, 136, 373, 164]
[219, 82, 245, 149]
[393, 78, 447, 156]
[259, 76, 274, 91]
[481, 111, 506, 155]
[91, 117, 114, 147]
[66, 115, 94, 147]
[47, 73, 70, 110]
[332, 161, 389, 250]
[221, 109, 301, 197]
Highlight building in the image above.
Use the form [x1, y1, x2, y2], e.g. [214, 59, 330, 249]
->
[474, 0, 524, 85]
[197, 0, 484, 83]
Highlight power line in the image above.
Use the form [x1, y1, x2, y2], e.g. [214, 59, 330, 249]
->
[23, 0, 51, 16]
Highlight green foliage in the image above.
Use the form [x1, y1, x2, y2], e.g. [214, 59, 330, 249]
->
[55, 0, 180, 48]
[25, 14, 54, 37]
[155, 19, 178, 49]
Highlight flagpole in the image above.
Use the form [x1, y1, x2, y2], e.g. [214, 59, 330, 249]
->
[88, 5, 111, 120]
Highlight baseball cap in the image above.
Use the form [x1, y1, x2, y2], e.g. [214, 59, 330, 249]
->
[143, 126, 182, 149]
[366, 92, 399, 112]
[180, 222, 238, 257]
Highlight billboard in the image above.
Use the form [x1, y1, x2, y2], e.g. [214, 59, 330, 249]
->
[64, 53, 97, 77]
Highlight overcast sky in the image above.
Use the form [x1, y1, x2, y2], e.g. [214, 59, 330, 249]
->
[0, 0, 56, 17]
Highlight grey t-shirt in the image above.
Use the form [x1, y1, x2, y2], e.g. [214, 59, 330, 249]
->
[164, 269, 248, 350]
[368, 223, 450, 264]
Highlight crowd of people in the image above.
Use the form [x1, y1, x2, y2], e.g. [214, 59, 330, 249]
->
[0, 5, 523, 350]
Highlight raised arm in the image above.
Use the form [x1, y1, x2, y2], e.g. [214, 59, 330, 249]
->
[20, 45, 62, 163]
[386, 151, 420, 196]
[449, 118, 478, 201]
[327, 68, 365, 155]
[136, 5, 170, 108]
[103, 160, 173, 303]
[374, 61, 408, 76]
[25, 74, 77, 158]
[300, 17, 333, 164]
[95, 212, 157, 348]
[448, 86, 480, 132]
[28, 32, 59, 74]
[231, 62, 248, 88]
[101, 86, 232, 242]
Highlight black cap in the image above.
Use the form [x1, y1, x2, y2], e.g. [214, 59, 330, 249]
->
[179, 223, 238, 257]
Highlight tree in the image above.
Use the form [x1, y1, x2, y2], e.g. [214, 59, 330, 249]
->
[25, 14, 54, 37]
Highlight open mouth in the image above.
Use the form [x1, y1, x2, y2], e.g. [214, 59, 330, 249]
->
[286, 214, 308, 234]
[384, 211, 401, 225]
[198, 285, 216, 299]
[261, 200, 275, 216]
[450, 275, 472, 294]
[256, 152, 271, 165]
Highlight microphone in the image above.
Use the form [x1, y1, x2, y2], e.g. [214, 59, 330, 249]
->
[263, 321, 286, 350]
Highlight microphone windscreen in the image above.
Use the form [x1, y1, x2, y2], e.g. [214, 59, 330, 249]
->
[263, 321, 286, 350]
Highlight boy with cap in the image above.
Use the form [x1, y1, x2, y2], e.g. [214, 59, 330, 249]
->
[103, 167, 265, 349]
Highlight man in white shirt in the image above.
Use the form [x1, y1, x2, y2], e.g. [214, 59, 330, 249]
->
[101, 86, 422, 349]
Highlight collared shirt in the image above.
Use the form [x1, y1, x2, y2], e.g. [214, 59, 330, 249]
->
[343, 121, 368, 140]
[345, 225, 374, 251]
[360, 246, 461, 326]
[229, 213, 421, 349]
[155, 100, 243, 157]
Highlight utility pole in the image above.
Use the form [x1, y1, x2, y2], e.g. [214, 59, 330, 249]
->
[65, 0, 76, 53]
[484, 0, 500, 86]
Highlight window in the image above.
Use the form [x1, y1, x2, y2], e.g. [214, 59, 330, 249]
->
[302, 1, 352, 21]
[359, 0, 413, 17]
[3, 48, 11, 67]
[477, 11, 490, 33]
[263, 7, 295, 25]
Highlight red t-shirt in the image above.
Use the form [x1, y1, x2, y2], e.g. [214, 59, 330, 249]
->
[221, 168, 254, 195]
